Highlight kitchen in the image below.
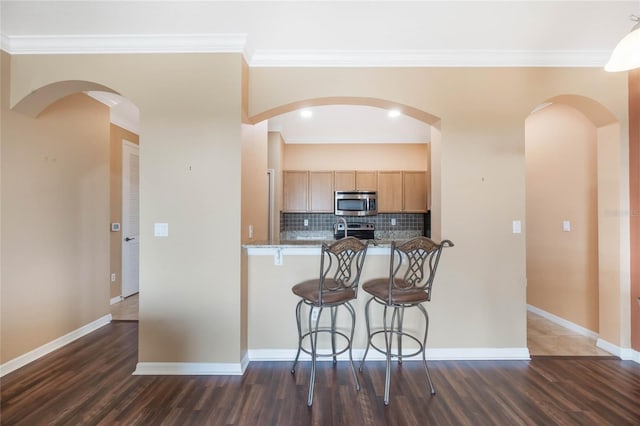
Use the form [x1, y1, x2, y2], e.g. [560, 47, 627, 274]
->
[240, 102, 446, 361]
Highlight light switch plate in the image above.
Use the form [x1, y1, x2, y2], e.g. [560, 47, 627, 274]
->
[563, 220, 571, 232]
[512, 220, 521, 234]
[154, 222, 169, 237]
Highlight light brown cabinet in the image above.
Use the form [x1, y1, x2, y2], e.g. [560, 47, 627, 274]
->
[284, 169, 428, 213]
[356, 171, 377, 190]
[283, 170, 334, 212]
[403, 171, 428, 212]
[309, 171, 334, 212]
[334, 171, 356, 191]
[377, 171, 403, 212]
[334, 170, 377, 191]
[283, 171, 309, 212]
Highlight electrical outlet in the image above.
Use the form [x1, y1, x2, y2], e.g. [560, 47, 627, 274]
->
[311, 307, 319, 322]
[274, 248, 283, 266]
[391, 218, 397, 226]
[111, 273, 116, 282]
[304, 219, 309, 227]
[249, 224, 254, 239]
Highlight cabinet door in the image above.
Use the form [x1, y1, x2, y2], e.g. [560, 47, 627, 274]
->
[356, 171, 377, 190]
[334, 171, 356, 191]
[283, 171, 308, 212]
[377, 171, 403, 212]
[403, 171, 428, 212]
[309, 171, 334, 212]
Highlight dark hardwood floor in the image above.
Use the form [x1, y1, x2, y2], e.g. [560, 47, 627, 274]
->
[2, 322, 640, 425]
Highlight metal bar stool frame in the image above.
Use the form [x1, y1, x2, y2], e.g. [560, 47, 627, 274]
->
[359, 237, 453, 405]
[290, 237, 369, 406]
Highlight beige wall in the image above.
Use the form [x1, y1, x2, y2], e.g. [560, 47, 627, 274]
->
[2, 52, 632, 366]
[241, 121, 269, 243]
[282, 143, 429, 170]
[525, 103, 598, 331]
[1, 52, 111, 362]
[248, 67, 629, 349]
[6, 52, 246, 365]
[630, 70, 640, 351]
[267, 131, 285, 231]
[110, 124, 139, 299]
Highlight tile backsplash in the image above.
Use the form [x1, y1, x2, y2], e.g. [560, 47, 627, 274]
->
[280, 212, 428, 241]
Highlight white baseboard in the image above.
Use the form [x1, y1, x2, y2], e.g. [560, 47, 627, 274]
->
[529, 304, 640, 364]
[0, 314, 112, 377]
[248, 347, 531, 362]
[527, 304, 598, 339]
[110, 296, 124, 305]
[133, 361, 245, 375]
[597, 339, 640, 364]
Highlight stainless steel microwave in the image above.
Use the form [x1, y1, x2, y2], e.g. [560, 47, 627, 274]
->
[334, 191, 378, 216]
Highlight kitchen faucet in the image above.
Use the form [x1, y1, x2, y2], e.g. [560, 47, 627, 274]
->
[339, 217, 348, 238]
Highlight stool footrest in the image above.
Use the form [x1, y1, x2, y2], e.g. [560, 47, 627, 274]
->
[367, 329, 425, 359]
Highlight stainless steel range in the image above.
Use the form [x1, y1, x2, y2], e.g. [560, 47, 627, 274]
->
[333, 222, 375, 240]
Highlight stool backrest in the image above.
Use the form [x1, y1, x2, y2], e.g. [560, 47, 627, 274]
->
[319, 237, 369, 296]
[389, 237, 454, 301]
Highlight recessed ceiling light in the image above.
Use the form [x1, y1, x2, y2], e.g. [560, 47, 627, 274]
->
[388, 109, 401, 118]
[300, 109, 313, 118]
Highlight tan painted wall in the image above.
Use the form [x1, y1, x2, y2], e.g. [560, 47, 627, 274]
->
[1, 53, 111, 363]
[525, 103, 598, 331]
[248, 67, 629, 349]
[241, 121, 269, 243]
[267, 132, 285, 231]
[109, 124, 139, 299]
[597, 122, 625, 347]
[629, 69, 640, 351]
[2, 53, 632, 364]
[6, 52, 246, 364]
[282, 143, 429, 170]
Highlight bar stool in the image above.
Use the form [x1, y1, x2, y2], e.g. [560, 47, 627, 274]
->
[290, 236, 369, 406]
[359, 236, 453, 405]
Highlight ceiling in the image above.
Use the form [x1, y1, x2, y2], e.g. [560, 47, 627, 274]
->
[3, 1, 637, 142]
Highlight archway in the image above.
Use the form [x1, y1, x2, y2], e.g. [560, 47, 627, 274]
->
[525, 94, 625, 356]
[247, 96, 443, 241]
[1, 80, 140, 374]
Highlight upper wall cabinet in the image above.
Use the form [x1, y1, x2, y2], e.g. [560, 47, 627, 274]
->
[283, 170, 309, 212]
[309, 171, 334, 212]
[356, 171, 377, 190]
[377, 171, 403, 212]
[283, 170, 334, 212]
[334, 170, 378, 191]
[283, 169, 428, 213]
[334, 171, 356, 191]
[403, 171, 428, 212]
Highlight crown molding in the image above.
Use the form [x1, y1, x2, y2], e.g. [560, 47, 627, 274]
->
[1, 33, 248, 55]
[1, 33, 611, 67]
[250, 49, 612, 67]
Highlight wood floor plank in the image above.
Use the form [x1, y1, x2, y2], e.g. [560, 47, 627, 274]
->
[2, 322, 640, 425]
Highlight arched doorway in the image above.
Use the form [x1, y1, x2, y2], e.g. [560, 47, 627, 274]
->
[2, 80, 140, 373]
[525, 95, 624, 356]
[247, 96, 443, 242]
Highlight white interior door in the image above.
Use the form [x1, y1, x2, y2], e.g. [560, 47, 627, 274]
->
[122, 140, 140, 298]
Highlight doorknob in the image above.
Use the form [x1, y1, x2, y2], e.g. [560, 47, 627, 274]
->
[125, 237, 135, 242]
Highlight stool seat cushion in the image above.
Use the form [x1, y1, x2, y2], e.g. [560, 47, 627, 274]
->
[362, 278, 429, 305]
[292, 279, 356, 305]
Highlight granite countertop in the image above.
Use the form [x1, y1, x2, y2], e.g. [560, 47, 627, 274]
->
[243, 239, 395, 248]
